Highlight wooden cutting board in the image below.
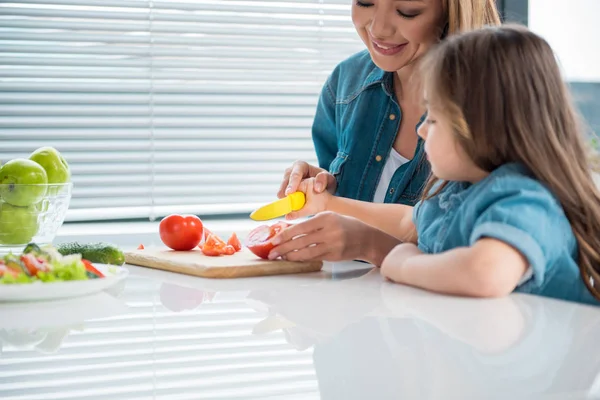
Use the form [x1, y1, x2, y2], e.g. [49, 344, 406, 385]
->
[124, 248, 323, 279]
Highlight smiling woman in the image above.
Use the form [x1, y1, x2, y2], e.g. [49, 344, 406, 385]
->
[280, 0, 501, 207]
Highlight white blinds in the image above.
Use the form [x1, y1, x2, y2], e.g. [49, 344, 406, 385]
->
[0, 0, 363, 222]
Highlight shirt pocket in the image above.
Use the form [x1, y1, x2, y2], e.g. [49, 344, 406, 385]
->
[328, 151, 350, 180]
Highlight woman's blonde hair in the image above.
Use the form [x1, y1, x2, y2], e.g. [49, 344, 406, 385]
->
[419, 24, 600, 301]
[445, 0, 501, 34]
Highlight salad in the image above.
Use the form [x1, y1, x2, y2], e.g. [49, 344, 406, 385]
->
[0, 243, 105, 284]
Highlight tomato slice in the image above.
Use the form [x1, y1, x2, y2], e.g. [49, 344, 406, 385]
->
[212, 233, 227, 247]
[227, 233, 242, 252]
[0, 263, 19, 278]
[20, 254, 49, 276]
[201, 247, 222, 257]
[270, 221, 290, 235]
[222, 245, 236, 256]
[137, 244, 145, 250]
[2, 258, 23, 275]
[82, 259, 105, 278]
[246, 222, 291, 259]
[201, 233, 226, 257]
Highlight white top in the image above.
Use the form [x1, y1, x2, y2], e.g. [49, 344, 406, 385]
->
[373, 147, 411, 203]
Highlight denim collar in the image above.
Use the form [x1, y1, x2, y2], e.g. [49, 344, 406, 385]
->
[363, 67, 395, 98]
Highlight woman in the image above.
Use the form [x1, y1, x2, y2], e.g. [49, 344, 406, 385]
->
[272, 0, 501, 264]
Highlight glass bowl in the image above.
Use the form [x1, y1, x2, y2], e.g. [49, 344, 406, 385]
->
[0, 183, 72, 255]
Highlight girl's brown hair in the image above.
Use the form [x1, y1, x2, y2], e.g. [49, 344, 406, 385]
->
[419, 24, 600, 300]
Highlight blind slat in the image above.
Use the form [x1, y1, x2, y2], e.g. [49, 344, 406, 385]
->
[0, 82, 323, 94]
[0, 68, 329, 82]
[0, 104, 316, 117]
[1, 139, 315, 151]
[1, 128, 315, 139]
[0, 20, 356, 36]
[0, 93, 318, 105]
[6, 0, 350, 11]
[0, 8, 349, 25]
[0, 56, 331, 70]
[1, 32, 359, 48]
[0, 44, 353, 60]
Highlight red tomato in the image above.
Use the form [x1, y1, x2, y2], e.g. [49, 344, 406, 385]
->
[246, 222, 290, 259]
[82, 259, 105, 278]
[271, 221, 290, 235]
[211, 232, 227, 247]
[20, 254, 49, 276]
[0, 263, 18, 278]
[223, 245, 236, 256]
[227, 233, 242, 252]
[159, 214, 204, 251]
[201, 247, 222, 257]
[201, 233, 226, 257]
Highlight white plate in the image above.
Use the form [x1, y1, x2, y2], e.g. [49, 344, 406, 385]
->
[0, 264, 129, 302]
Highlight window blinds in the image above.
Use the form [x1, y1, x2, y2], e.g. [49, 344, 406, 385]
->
[0, 0, 363, 221]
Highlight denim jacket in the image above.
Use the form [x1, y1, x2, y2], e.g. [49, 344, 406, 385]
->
[312, 50, 430, 205]
[414, 164, 599, 306]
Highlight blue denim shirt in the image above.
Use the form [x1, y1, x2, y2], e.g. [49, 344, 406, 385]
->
[312, 50, 430, 205]
[414, 163, 599, 306]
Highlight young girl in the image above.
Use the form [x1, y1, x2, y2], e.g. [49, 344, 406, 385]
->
[272, 25, 600, 305]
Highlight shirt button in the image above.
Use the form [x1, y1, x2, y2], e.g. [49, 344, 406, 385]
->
[375, 155, 382, 162]
[389, 114, 396, 121]
[390, 188, 395, 194]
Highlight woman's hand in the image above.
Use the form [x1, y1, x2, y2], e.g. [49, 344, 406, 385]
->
[380, 243, 423, 282]
[277, 160, 337, 198]
[269, 212, 368, 262]
[269, 212, 401, 265]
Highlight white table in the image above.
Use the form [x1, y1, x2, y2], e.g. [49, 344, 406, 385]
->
[0, 222, 599, 400]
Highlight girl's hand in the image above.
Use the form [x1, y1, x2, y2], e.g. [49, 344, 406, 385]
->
[286, 177, 333, 220]
[380, 243, 423, 282]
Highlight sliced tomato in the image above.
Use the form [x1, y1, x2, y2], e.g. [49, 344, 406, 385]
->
[212, 233, 227, 247]
[223, 245, 236, 256]
[3, 257, 24, 275]
[203, 227, 214, 241]
[271, 221, 290, 235]
[246, 222, 291, 259]
[201, 247, 222, 257]
[82, 259, 105, 278]
[0, 263, 19, 278]
[20, 254, 49, 276]
[227, 232, 242, 252]
[137, 244, 145, 250]
[201, 233, 226, 257]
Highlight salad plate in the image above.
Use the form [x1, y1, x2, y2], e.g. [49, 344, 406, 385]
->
[0, 244, 129, 302]
[0, 264, 128, 302]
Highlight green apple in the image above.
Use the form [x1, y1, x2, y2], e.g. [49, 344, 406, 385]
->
[0, 202, 40, 245]
[0, 159, 48, 207]
[29, 147, 70, 185]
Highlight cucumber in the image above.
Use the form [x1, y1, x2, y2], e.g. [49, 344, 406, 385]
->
[56, 242, 125, 266]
